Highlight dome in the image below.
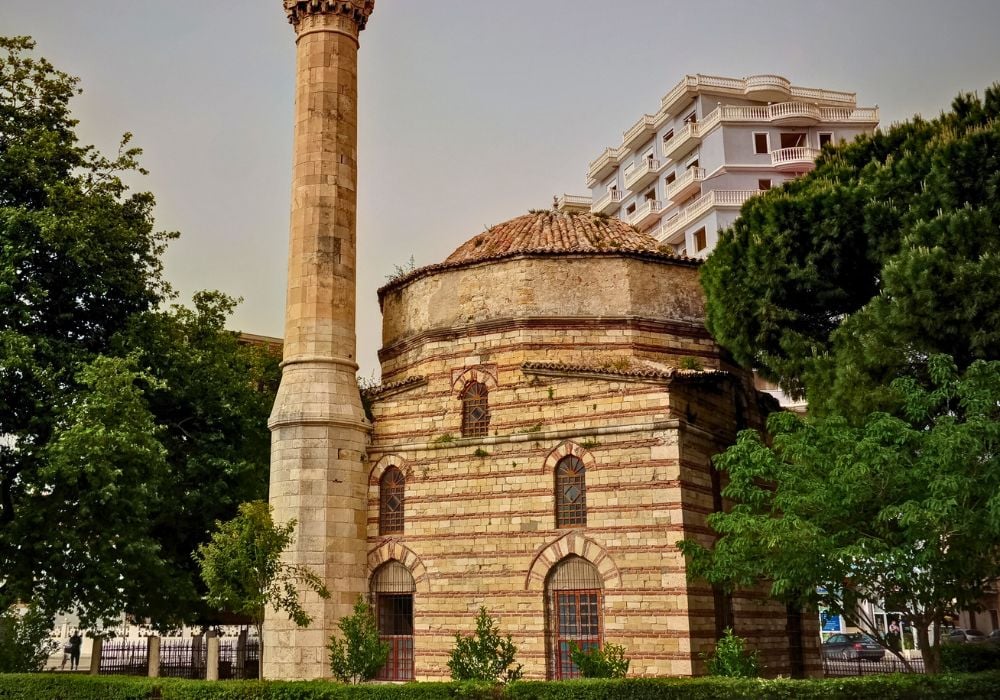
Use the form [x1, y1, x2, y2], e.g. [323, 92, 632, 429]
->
[444, 210, 661, 265]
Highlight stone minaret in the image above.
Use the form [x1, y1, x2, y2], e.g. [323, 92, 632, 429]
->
[266, 0, 374, 680]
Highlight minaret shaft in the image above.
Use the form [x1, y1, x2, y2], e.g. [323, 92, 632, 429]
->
[267, 1, 374, 681]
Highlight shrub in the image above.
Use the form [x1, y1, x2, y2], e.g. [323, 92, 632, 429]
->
[327, 597, 390, 684]
[0, 603, 57, 672]
[701, 628, 761, 678]
[568, 642, 629, 678]
[448, 607, 522, 683]
[940, 641, 1000, 672]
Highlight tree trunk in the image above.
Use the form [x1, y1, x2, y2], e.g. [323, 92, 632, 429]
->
[917, 624, 940, 674]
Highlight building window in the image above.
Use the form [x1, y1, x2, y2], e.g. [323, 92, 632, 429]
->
[379, 467, 405, 535]
[686, 158, 699, 170]
[758, 179, 772, 191]
[644, 188, 656, 202]
[780, 132, 806, 148]
[545, 555, 602, 679]
[555, 456, 587, 527]
[684, 110, 697, 124]
[625, 203, 636, 215]
[753, 132, 769, 154]
[819, 132, 833, 148]
[693, 227, 707, 253]
[664, 172, 676, 185]
[371, 561, 415, 681]
[461, 381, 490, 437]
[662, 128, 674, 143]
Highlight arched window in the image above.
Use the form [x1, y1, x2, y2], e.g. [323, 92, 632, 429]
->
[545, 555, 603, 679]
[555, 456, 587, 527]
[371, 561, 415, 681]
[379, 467, 405, 536]
[461, 381, 490, 437]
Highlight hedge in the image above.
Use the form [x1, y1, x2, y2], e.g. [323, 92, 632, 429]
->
[940, 643, 1000, 673]
[3, 673, 1000, 700]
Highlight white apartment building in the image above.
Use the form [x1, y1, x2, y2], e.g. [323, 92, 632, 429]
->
[579, 74, 879, 257]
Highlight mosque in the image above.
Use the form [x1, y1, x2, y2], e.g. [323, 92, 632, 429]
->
[266, 0, 818, 680]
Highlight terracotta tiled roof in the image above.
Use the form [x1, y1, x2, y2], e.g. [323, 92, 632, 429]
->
[521, 361, 731, 382]
[445, 210, 661, 264]
[378, 210, 697, 302]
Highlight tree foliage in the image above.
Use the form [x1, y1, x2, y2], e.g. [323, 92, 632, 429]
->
[680, 356, 1000, 674]
[701, 83, 1000, 416]
[0, 603, 57, 673]
[195, 500, 329, 661]
[447, 607, 523, 684]
[327, 597, 390, 684]
[0, 36, 278, 627]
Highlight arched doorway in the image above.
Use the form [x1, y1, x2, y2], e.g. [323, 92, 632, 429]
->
[545, 555, 603, 679]
[371, 560, 415, 680]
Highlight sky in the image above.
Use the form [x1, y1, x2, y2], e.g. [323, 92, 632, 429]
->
[2, 0, 1000, 378]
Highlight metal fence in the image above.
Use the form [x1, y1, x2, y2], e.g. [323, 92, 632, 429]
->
[823, 655, 925, 676]
[219, 638, 260, 680]
[98, 639, 148, 676]
[98, 636, 258, 679]
[159, 638, 208, 679]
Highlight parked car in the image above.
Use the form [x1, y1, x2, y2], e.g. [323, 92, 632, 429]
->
[986, 629, 1000, 643]
[945, 628, 987, 643]
[821, 633, 886, 661]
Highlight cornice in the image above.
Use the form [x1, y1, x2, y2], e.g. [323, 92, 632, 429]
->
[283, 0, 375, 32]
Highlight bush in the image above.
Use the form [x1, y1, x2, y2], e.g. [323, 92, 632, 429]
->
[940, 641, 1000, 673]
[700, 629, 761, 678]
[448, 607, 522, 683]
[0, 603, 57, 672]
[568, 642, 629, 678]
[327, 597, 390, 684]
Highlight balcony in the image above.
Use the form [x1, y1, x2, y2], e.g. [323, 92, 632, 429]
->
[555, 194, 593, 213]
[664, 167, 706, 202]
[771, 146, 821, 172]
[623, 114, 657, 150]
[661, 110, 722, 162]
[587, 146, 623, 186]
[623, 158, 661, 190]
[659, 73, 858, 114]
[591, 189, 624, 214]
[744, 74, 792, 102]
[657, 190, 759, 243]
[627, 199, 664, 229]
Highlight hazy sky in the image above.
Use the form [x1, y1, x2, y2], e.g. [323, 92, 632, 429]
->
[3, 1, 999, 377]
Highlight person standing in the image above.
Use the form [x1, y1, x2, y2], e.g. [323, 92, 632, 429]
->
[68, 631, 82, 671]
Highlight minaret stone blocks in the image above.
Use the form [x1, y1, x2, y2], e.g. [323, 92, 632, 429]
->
[266, 0, 374, 680]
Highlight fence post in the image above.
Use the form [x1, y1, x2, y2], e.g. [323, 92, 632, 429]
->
[147, 636, 160, 678]
[89, 637, 103, 676]
[206, 630, 219, 681]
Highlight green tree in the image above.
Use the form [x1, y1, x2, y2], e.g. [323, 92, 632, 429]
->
[701, 84, 1000, 417]
[0, 603, 57, 673]
[680, 356, 1000, 674]
[447, 606, 522, 684]
[327, 597, 390, 684]
[0, 36, 278, 628]
[195, 501, 329, 676]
